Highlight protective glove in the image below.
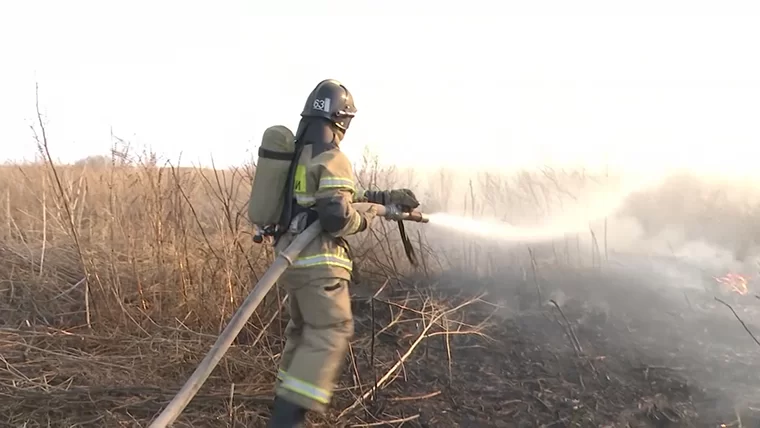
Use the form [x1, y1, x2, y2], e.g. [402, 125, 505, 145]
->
[356, 204, 379, 232]
[364, 189, 420, 211]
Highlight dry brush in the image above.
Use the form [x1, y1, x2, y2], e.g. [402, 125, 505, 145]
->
[3, 114, 760, 425]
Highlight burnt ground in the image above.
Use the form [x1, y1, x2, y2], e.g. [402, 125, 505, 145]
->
[324, 263, 760, 428]
[2, 262, 760, 427]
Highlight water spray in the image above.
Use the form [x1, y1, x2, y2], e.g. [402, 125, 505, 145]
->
[425, 213, 592, 242]
[149, 203, 428, 428]
[424, 172, 665, 244]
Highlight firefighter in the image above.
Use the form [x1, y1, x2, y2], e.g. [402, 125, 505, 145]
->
[267, 79, 419, 427]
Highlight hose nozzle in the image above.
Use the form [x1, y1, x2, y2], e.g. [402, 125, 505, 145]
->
[404, 211, 430, 223]
[383, 205, 429, 223]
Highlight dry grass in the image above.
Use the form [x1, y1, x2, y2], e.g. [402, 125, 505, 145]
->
[2, 105, 760, 426]
[0, 115, 499, 426]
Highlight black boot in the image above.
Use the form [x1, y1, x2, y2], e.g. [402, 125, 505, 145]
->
[267, 397, 307, 428]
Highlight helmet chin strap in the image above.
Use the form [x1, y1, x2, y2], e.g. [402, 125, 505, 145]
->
[331, 128, 343, 146]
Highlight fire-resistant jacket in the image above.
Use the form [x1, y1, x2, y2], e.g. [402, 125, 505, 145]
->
[275, 142, 367, 283]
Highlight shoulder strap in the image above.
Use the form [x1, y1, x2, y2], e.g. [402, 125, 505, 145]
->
[275, 123, 310, 237]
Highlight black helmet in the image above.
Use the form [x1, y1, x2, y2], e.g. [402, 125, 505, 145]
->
[301, 79, 357, 131]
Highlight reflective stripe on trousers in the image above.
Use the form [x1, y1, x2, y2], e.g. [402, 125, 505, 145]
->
[277, 369, 332, 404]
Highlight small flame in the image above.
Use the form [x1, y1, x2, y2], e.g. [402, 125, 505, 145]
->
[714, 273, 750, 296]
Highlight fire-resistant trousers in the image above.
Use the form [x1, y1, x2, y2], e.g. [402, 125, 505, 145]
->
[274, 276, 354, 413]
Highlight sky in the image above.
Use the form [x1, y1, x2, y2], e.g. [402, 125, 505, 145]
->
[2, 0, 760, 179]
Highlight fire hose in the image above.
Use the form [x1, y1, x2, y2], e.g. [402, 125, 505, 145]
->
[149, 203, 429, 427]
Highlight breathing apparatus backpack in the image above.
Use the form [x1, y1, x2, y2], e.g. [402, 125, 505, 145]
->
[248, 125, 299, 243]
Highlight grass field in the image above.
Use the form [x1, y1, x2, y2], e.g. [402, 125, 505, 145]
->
[2, 130, 760, 427]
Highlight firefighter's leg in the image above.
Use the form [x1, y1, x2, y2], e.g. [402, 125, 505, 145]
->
[269, 278, 309, 428]
[275, 277, 354, 414]
[268, 396, 308, 428]
[276, 291, 304, 390]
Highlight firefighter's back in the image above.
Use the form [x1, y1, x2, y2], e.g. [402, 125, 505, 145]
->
[276, 143, 357, 284]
